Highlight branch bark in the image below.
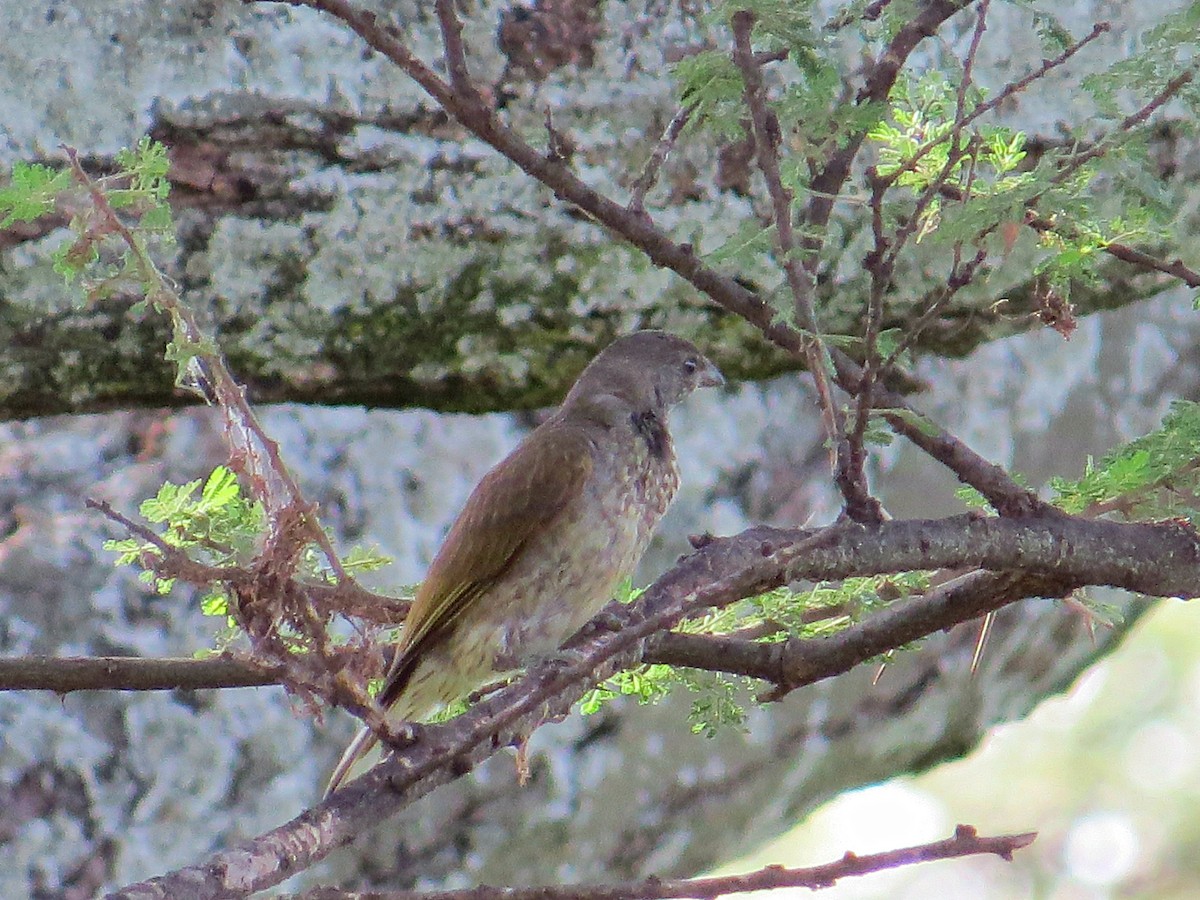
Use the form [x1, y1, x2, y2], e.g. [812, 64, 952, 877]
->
[105, 511, 1199, 898]
[283, 825, 1035, 899]
[13, 513, 1199, 698]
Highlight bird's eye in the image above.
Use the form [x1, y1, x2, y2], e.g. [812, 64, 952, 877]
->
[683, 358, 698, 374]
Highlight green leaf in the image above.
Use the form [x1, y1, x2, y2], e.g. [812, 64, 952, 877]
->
[0, 162, 71, 226]
[341, 544, 394, 574]
[200, 591, 230, 617]
[200, 466, 240, 510]
[1051, 401, 1200, 523]
[705, 222, 775, 267]
[141, 478, 201, 524]
[883, 407, 941, 438]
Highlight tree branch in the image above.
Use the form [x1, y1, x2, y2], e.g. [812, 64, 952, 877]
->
[284, 825, 1035, 899]
[628, 102, 696, 217]
[1051, 69, 1195, 186]
[0, 656, 280, 693]
[803, 0, 976, 240]
[730, 11, 856, 517]
[265, 0, 1045, 518]
[96, 512, 1200, 895]
[21, 512, 1200, 697]
[1097, 241, 1200, 288]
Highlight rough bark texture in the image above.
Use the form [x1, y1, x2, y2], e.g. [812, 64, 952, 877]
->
[1, 1, 1196, 419]
[6, 280, 1200, 895]
[3, 0, 1200, 896]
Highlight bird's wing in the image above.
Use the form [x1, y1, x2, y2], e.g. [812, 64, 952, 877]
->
[326, 424, 596, 797]
[378, 422, 596, 707]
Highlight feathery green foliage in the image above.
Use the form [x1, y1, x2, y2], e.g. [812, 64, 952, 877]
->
[104, 466, 264, 598]
[1052, 401, 1200, 524]
[581, 573, 932, 734]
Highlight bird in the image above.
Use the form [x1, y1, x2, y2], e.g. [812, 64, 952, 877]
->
[325, 330, 724, 796]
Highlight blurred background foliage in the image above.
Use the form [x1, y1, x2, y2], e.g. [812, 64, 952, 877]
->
[728, 599, 1200, 899]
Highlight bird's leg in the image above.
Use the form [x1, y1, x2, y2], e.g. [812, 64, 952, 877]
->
[513, 738, 532, 785]
[379, 720, 425, 751]
[568, 600, 629, 644]
[549, 646, 593, 669]
[574, 610, 627, 641]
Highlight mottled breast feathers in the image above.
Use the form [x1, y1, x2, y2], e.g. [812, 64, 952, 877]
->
[325, 330, 723, 797]
[379, 423, 595, 708]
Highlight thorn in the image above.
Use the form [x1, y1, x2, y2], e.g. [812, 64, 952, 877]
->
[514, 737, 531, 785]
[970, 611, 994, 675]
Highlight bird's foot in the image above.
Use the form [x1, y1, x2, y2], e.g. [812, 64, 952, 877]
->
[533, 647, 591, 680]
[574, 609, 627, 639]
[379, 721, 424, 751]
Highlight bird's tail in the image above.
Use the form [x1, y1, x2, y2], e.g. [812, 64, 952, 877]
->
[324, 724, 381, 798]
[324, 649, 425, 799]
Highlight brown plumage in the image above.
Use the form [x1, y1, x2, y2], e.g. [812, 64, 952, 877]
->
[326, 331, 724, 796]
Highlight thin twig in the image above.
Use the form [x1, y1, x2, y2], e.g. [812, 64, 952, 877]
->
[933, 178, 1200, 290]
[1099, 242, 1200, 288]
[851, 135, 975, 514]
[270, 0, 1039, 516]
[955, 0, 990, 125]
[728, 14, 819, 338]
[434, 0, 478, 103]
[858, 0, 989, 398]
[1051, 69, 1194, 186]
[64, 148, 353, 585]
[628, 102, 697, 216]
[730, 11, 852, 507]
[881, 244, 989, 372]
[847, 1, 988, 521]
[287, 826, 1036, 900]
[92, 494, 409, 625]
[85, 497, 250, 586]
[879, 19, 1109, 192]
[806, 0, 976, 242]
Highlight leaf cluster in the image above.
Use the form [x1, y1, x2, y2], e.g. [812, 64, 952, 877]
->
[955, 400, 1200, 529]
[580, 572, 931, 735]
[104, 463, 392, 651]
[867, 71, 1030, 242]
[105, 466, 264, 599]
[1081, 5, 1200, 120]
[673, 6, 1190, 330]
[0, 136, 174, 296]
[1051, 400, 1200, 524]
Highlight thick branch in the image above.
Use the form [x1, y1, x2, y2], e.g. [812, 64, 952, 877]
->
[17, 513, 1200, 698]
[105, 512, 1196, 897]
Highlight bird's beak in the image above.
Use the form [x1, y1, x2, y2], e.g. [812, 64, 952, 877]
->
[699, 357, 725, 389]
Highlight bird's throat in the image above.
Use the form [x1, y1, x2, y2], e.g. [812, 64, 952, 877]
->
[631, 409, 669, 460]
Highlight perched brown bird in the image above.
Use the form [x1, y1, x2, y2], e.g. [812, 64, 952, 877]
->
[326, 331, 723, 795]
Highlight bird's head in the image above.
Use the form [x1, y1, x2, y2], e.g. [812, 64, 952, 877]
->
[564, 331, 725, 418]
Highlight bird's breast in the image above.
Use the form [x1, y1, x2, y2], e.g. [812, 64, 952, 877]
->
[482, 422, 680, 665]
